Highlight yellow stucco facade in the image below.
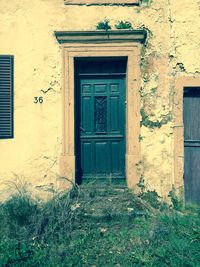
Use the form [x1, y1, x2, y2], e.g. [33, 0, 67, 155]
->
[0, 0, 200, 201]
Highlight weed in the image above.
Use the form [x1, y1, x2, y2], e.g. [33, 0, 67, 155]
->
[0, 239, 48, 267]
[137, 174, 145, 193]
[2, 194, 38, 226]
[96, 19, 111, 31]
[137, 176, 162, 209]
[0, 184, 200, 266]
[138, 134, 145, 142]
[168, 186, 184, 211]
[142, 0, 151, 5]
[115, 21, 133, 30]
[139, 190, 161, 209]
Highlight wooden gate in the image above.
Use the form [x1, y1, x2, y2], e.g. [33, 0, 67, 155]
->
[184, 87, 200, 204]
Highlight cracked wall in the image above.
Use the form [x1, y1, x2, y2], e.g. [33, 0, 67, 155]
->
[0, 0, 199, 201]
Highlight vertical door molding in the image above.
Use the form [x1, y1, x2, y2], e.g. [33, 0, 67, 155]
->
[60, 49, 76, 187]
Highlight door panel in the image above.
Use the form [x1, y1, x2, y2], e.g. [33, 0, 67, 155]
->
[184, 88, 200, 204]
[184, 147, 200, 203]
[95, 142, 110, 174]
[110, 96, 120, 133]
[184, 94, 200, 141]
[82, 142, 93, 174]
[111, 141, 123, 174]
[82, 96, 92, 133]
[78, 77, 125, 180]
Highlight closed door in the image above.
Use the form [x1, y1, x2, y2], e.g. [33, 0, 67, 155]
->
[76, 77, 125, 181]
[184, 88, 200, 204]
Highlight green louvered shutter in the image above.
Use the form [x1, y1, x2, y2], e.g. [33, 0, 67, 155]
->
[0, 55, 14, 139]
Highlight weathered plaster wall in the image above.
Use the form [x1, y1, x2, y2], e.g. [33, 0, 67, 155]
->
[0, 0, 199, 201]
[138, 0, 200, 199]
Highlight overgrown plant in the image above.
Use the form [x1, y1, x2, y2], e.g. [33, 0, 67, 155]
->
[137, 175, 162, 209]
[96, 19, 111, 31]
[115, 21, 133, 30]
[140, 190, 161, 209]
[0, 177, 39, 235]
[1, 183, 200, 266]
[2, 194, 38, 226]
[141, 0, 152, 7]
[138, 134, 145, 142]
[137, 174, 145, 193]
[168, 186, 184, 211]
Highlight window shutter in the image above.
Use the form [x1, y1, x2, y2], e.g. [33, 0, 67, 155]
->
[0, 55, 14, 139]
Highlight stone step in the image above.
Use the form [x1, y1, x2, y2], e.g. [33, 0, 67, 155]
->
[68, 184, 156, 225]
[76, 184, 129, 199]
[68, 186, 153, 224]
[80, 210, 147, 222]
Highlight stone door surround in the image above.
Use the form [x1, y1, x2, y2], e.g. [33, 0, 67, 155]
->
[174, 77, 200, 192]
[55, 30, 146, 189]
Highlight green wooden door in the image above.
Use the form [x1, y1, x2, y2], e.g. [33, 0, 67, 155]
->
[76, 77, 125, 181]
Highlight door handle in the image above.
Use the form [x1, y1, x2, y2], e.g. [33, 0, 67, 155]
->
[80, 126, 86, 133]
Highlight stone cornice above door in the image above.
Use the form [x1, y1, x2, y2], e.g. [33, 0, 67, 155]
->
[64, 0, 140, 6]
[54, 30, 147, 44]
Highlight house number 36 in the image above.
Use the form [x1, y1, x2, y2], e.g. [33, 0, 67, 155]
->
[34, 97, 43, 104]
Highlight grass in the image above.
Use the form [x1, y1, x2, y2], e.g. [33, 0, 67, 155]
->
[0, 185, 200, 266]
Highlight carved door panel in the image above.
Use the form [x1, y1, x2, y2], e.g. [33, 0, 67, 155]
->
[76, 77, 125, 181]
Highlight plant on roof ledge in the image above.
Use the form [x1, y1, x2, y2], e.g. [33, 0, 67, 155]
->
[96, 19, 111, 31]
[115, 21, 133, 30]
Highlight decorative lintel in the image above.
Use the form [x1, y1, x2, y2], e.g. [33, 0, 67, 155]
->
[54, 30, 147, 44]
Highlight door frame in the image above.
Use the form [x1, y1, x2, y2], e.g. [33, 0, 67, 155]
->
[57, 38, 143, 190]
[174, 76, 200, 198]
